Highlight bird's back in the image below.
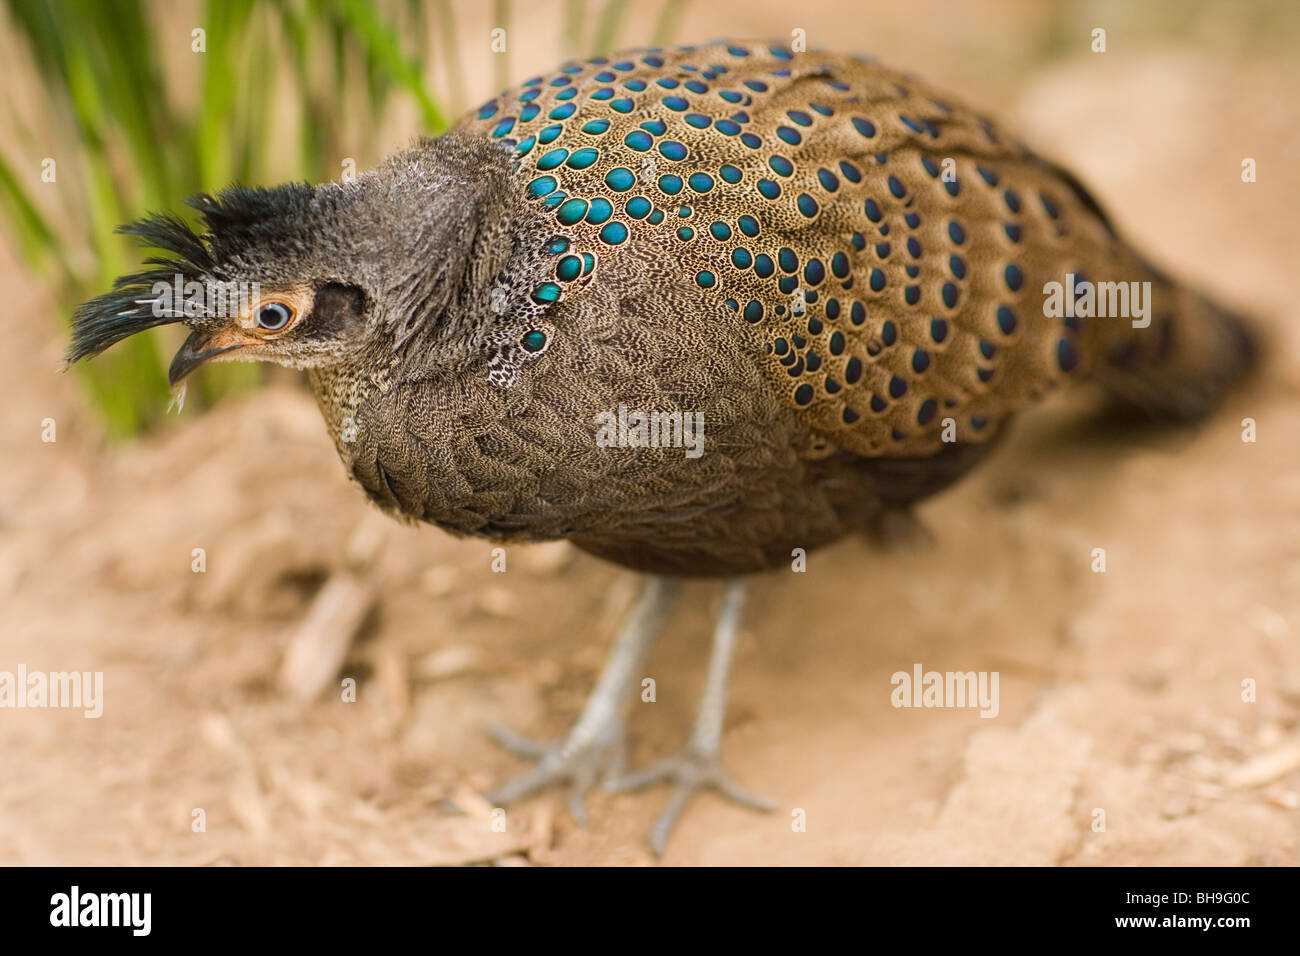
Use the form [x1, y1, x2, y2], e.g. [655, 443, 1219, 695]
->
[455, 40, 1254, 461]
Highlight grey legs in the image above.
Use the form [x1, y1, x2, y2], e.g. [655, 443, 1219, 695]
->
[484, 575, 774, 854]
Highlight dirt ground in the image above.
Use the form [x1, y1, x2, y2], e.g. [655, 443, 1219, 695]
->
[3, 2, 1299, 865]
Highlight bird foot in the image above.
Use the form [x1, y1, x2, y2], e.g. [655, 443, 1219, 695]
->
[482, 719, 627, 827]
[604, 744, 777, 856]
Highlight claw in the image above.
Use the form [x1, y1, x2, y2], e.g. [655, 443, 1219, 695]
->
[480, 577, 681, 830]
[485, 722, 552, 760]
[481, 718, 628, 825]
[605, 746, 776, 856]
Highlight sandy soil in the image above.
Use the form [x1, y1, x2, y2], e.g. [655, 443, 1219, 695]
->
[2, 3, 1299, 865]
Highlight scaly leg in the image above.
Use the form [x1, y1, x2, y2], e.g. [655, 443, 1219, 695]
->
[483, 576, 680, 825]
[605, 577, 776, 855]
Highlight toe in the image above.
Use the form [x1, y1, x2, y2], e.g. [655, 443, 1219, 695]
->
[483, 761, 560, 806]
[486, 721, 552, 759]
[602, 756, 675, 794]
[649, 783, 696, 857]
[715, 773, 778, 812]
[567, 782, 591, 826]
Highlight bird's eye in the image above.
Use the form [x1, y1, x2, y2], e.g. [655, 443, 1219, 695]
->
[255, 302, 294, 331]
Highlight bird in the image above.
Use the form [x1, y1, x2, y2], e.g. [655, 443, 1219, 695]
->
[68, 40, 1255, 855]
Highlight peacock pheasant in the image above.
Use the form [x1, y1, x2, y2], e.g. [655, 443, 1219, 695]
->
[70, 41, 1255, 854]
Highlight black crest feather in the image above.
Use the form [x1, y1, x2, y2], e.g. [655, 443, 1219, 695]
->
[66, 212, 213, 364]
[66, 183, 317, 365]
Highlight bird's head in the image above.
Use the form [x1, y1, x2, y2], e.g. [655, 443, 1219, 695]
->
[68, 134, 520, 386]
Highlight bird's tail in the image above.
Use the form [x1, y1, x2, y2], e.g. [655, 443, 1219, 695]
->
[1091, 277, 1258, 423]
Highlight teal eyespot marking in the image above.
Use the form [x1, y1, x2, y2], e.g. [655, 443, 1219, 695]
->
[605, 167, 636, 191]
[537, 148, 568, 170]
[528, 176, 558, 198]
[556, 198, 589, 225]
[600, 221, 629, 244]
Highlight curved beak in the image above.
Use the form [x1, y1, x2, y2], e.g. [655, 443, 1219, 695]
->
[168, 331, 244, 386]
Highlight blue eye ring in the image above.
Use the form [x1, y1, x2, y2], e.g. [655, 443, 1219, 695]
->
[255, 301, 294, 331]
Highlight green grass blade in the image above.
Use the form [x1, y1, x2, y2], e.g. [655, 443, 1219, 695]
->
[652, 0, 687, 46]
[591, 0, 627, 55]
[333, 0, 445, 132]
[0, 150, 62, 269]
